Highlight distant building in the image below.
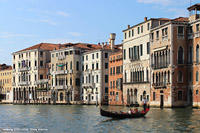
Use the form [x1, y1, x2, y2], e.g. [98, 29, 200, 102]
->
[0, 65, 12, 103]
[12, 43, 59, 104]
[108, 50, 123, 105]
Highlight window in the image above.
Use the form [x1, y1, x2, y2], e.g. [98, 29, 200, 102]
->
[105, 63, 108, 69]
[124, 32, 126, 39]
[96, 75, 98, 83]
[56, 53, 58, 57]
[65, 51, 69, 55]
[105, 87, 108, 93]
[40, 75, 43, 79]
[124, 49, 126, 60]
[96, 63, 99, 69]
[196, 90, 199, 95]
[132, 29, 134, 36]
[110, 81, 112, 88]
[140, 44, 143, 56]
[147, 23, 150, 30]
[113, 67, 115, 75]
[86, 55, 88, 60]
[40, 61, 43, 67]
[113, 81, 115, 88]
[189, 46, 193, 64]
[189, 71, 192, 82]
[116, 66, 120, 74]
[76, 61, 79, 71]
[178, 71, 183, 82]
[66, 62, 68, 70]
[92, 54, 94, 59]
[70, 61, 72, 70]
[138, 27, 140, 34]
[96, 53, 99, 58]
[156, 31, 159, 39]
[76, 78, 80, 86]
[105, 75, 108, 83]
[140, 95, 143, 101]
[35, 61, 37, 67]
[196, 45, 199, 63]
[70, 77, 72, 85]
[105, 53, 108, 58]
[178, 91, 182, 101]
[110, 68, 112, 75]
[92, 64, 94, 70]
[196, 24, 199, 32]
[147, 42, 150, 54]
[52, 54, 54, 58]
[150, 33, 154, 41]
[153, 92, 156, 101]
[197, 71, 199, 82]
[129, 30, 131, 37]
[178, 46, 184, 64]
[82, 56, 84, 61]
[70, 51, 73, 55]
[86, 64, 88, 70]
[40, 51, 43, 57]
[141, 25, 143, 33]
[178, 26, 184, 35]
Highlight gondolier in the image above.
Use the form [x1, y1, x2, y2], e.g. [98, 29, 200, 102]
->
[142, 95, 148, 112]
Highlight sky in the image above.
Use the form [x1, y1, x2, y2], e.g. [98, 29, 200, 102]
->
[0, 0, 199, 65]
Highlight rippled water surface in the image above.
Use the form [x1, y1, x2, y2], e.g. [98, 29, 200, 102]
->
[0, 105, 200, 132]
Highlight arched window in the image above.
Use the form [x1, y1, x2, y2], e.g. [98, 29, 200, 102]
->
[178, 46, 184, 64]
[178, 71, 183, 82]
[196, 71, 199, 82]
[196, 45, 199, 63]
[60, 93, 63, 101]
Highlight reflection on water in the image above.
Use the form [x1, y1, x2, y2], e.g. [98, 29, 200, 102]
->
[0, 105, 200, 132]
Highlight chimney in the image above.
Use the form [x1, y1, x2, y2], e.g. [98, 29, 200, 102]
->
[105, 42, 108, 45]
[144, 17, 147, 22]
[110, 33, 116, 50]
[127, 25, 130, 29]
[102, 42, 104, 48]
[108, 38, 111, 45]
[98, 42, 100, 45]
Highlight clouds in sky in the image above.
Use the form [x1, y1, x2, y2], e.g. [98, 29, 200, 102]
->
[137, 0, 189, 6]
[0, 32, 34, 38]
[68, 32, 83, 37]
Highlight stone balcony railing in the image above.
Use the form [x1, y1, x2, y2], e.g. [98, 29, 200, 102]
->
[12, 82, 16, 86]
[37, 79, 49, 84]
[82, 83, 95, 88]
[55, 85, 68, 90]
[18, 81, 31, 86]
[195, 31, 200, 38]
[18, 67, 31, 72]
[55, 70, 68, 75]
[58, 55, 66, 60]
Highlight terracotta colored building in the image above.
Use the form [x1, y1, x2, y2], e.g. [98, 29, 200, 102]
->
[188, 4, 200, 108]
[150, 17, 189, 107]
[108, 50, 123, 105]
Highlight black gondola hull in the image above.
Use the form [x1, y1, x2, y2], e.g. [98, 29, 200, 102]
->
[100, 108, 149, 119]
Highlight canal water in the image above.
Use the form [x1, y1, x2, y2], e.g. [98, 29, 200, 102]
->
[0, 105, 200, 132]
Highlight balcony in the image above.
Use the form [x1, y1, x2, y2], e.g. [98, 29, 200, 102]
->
[195, 31, 200, 38]
[37, 79, 49, 84]
[55, 85, 68, 90]
[69, 70, 73, 74]
[129, 56, 140, 62]
[162, 35, 168, 41]
[152, 82, 167, 89]
[18, 67, 31, 72]
[188, 34, 193, 40]
[18, 81, 31, 86]
[12, 82, 16, 86]
[55, 70, 68, 75]
[178, 34, 184, 40]
[151, 62, 169, 70]
[177, 60, 185, 66]
[82, 83, 95, 88]
[58, 55, 66, 60]
[124, 81, 150, 84]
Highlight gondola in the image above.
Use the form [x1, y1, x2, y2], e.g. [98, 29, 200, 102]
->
[100, 108, 150, 119]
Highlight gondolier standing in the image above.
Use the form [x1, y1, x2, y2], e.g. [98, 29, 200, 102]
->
[142, 95, 148, 112]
